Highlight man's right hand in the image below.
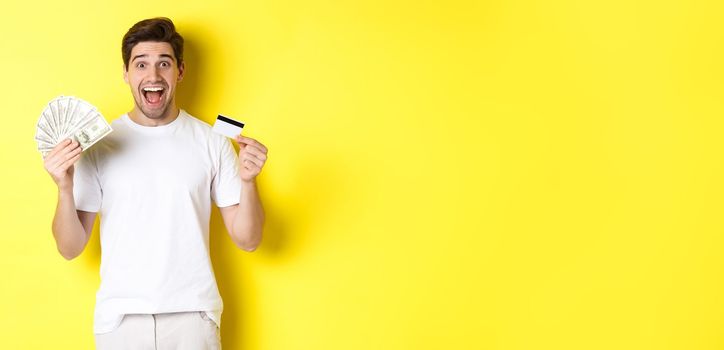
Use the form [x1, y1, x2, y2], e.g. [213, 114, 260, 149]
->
[44, 139, 82, 190]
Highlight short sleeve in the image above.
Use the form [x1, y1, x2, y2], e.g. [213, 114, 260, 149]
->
[73, 151, 102, 212]
[211, 137, 242, 207]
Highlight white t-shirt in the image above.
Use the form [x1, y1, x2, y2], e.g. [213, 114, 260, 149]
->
[73, 110, 242, 334]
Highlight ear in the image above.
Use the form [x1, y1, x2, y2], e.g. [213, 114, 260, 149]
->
[177, 61, 185, 83]
[123, 64, 129, 84]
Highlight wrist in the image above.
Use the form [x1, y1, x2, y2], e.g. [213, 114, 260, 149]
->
[58, 182, 74, 194]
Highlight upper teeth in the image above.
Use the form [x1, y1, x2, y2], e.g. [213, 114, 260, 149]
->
[143, 87, 163, 92]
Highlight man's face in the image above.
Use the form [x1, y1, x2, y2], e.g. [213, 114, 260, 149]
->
[123, 41, 184, 120]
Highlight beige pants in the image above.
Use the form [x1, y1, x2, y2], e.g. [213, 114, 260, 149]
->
[94, 311, 221, 350]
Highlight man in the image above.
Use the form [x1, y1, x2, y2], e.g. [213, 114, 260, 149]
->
[43, 17, 268, 349]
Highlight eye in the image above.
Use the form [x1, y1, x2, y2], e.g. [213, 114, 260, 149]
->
[137, 63, 145, 69]
[160, 61, 170, 68]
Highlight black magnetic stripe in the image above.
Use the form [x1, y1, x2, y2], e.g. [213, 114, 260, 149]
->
[217, 115, 245, 128]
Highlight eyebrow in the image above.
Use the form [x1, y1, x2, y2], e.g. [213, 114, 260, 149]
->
[131, 53, 176, 63]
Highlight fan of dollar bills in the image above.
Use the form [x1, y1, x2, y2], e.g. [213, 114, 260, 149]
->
[35, 96, 113, 158]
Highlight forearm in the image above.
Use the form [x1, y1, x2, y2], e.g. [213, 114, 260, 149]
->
[231, 180, 265, 251]
[52, 187, 87, 260]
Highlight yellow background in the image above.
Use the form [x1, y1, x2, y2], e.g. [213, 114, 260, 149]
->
[1, 0, 723, 349]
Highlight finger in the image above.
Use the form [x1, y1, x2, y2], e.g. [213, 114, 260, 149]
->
[57, 152, 82, 173]
[242, 146, 267, 161]
[46, 141, 81, 169]
[55, 152, 82, 174]
[235, 135, 268, 153]
[243, 161, 260, 173]
[50, 146, 82, 173]
[244, 161, 262, 174]
[243, 152, 266, 167]
[49, 140, 80, 161]
[46, 139, 73, 159]
[241, 154, 263, 168]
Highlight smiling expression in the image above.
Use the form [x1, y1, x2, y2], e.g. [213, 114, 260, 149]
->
[123, 41, 185, 122]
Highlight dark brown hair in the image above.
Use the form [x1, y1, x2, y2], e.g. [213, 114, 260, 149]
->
[122, 17, 184, 70]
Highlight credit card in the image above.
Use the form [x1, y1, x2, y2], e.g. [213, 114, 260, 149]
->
[212, 114, 245, 138]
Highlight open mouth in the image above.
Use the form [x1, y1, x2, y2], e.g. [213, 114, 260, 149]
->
[141, 86, 165, 107]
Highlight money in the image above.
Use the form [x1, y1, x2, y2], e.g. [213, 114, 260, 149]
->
[35, 96, 112, 158]
[73, 114, 112, 150]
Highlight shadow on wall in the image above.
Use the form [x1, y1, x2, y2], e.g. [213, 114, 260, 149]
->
[175, 28, 226, 119]
[208, 152, 348, 348]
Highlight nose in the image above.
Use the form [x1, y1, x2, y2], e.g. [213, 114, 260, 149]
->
[150, 65, 161, 79]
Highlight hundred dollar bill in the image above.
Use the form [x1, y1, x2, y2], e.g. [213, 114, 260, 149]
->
[37, 96, 113, 158]
[68, 112, 113, 151]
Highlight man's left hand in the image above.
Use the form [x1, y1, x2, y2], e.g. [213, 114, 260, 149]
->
[234, 135, 268, 183]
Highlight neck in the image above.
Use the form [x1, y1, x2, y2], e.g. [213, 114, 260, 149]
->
[128, 105, 180, 127]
